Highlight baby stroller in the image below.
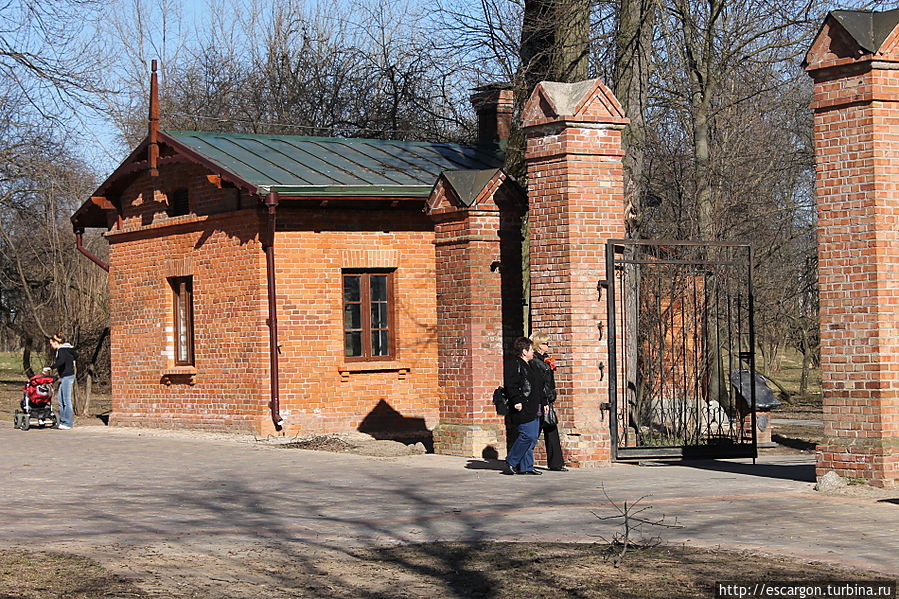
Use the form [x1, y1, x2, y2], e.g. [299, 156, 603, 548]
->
[13, 373, 57, 431]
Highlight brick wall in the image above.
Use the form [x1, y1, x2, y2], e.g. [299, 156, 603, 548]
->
[806, 16, 899, 487]
[107, 164, 440, 438]
[273, 207, 439, 441]
[108, 166, 270, 431]
[522, 80, 628, 467]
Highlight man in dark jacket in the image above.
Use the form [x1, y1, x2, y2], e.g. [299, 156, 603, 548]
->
[503, 337, 545, 475]
[44, 334, 76, 429]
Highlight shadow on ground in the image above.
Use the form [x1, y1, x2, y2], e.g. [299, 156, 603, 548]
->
[650, 459, 816, 483]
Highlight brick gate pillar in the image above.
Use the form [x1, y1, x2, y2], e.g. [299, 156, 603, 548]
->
[521, 80, 628, 467]
[805, 10, 899, 487]
[426, 169, 526, 457]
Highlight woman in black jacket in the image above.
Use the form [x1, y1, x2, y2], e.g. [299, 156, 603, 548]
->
[43, 333, 76, 430]
[503, 336, 545, 475]
[531, 331, 567, 471]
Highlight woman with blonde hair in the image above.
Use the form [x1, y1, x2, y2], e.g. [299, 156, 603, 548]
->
[530, 331, 567, 471]
[43, 333, 77, 430]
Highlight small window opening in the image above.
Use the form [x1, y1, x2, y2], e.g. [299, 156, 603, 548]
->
[168, 188, 190, 217]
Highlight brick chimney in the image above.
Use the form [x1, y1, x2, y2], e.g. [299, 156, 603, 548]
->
[470, 84, 513, 147]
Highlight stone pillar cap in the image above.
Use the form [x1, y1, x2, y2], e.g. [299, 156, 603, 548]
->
[521, 79, 628, 129]
[804, 9, 899, 73]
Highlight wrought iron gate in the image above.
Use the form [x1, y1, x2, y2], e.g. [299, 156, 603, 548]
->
[605, 240, 758, 460]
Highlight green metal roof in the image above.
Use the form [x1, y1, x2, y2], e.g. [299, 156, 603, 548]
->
[165, 130, 504, 197]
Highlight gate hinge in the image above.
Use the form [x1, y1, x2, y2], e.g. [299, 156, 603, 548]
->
[599, 402, 610, 411]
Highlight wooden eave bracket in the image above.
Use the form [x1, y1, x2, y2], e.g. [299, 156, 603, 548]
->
[90, 196, 115, 210]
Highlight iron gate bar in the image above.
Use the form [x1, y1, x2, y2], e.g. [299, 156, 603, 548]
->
[606, 240, 619, 453]
[611, 238, 752, 247]
[605, 239, 758, 461]
[747, 245, 758, 459]
[614, 259, 745, 267]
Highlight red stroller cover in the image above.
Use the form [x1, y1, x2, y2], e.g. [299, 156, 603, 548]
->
[23, 374, 54, 405]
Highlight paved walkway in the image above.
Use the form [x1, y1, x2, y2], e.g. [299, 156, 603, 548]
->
[1, 422, 896, 580]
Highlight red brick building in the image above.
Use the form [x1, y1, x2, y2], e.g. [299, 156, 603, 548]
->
[73, 70, 628, 463]
[71, 11, 899, 484]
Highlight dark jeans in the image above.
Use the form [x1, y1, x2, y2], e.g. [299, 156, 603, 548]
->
[507, 415, 566, 469]
[505, 417, 540, 473]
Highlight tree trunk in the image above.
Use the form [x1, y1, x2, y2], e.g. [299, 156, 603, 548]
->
[78, 327, 109, 417]
[520, 0, 590, 88]
[553, 0, 591, 82]
[511, 0, 593, 179]
[799, 329, 811, 396]
[81, 366, 93, 418]
[22, 334, 33, 377]
[615, 0, 655, 238]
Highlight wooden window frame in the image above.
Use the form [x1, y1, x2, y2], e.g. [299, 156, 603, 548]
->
[170, 276, 195, 366]
[342, 269, 395, 361]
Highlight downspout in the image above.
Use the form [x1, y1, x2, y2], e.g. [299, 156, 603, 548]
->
[263, 191, 284, 429]
[74, 228, 109, 272]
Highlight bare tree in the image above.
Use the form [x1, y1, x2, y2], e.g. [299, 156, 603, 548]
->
[0, 1, 111, 381]
[103, 0, 471, 145]
[0, 0, 110, 120]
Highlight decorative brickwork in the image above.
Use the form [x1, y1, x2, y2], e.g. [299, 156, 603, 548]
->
[806, 11, 899, 487]
[425, 170, 526, 457]
[521, 80, 628, 467]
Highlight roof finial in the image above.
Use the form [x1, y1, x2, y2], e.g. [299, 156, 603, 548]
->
[148, 59, 159, 177]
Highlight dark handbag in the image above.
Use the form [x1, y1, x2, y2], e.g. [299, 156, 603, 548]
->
[543, 404, 558, 426]
[492, 386, 509, 416]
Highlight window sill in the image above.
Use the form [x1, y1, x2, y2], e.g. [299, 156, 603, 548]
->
[163, 366, 198, 375]
[338, 361, 409, 381]
[161, 366, 197, 385]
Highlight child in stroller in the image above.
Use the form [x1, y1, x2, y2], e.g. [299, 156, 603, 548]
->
[13, 373, 57, 430]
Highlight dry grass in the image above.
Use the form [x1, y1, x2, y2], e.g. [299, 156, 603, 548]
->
[0, 549, 146, 598]
[0, 543, 891, 599]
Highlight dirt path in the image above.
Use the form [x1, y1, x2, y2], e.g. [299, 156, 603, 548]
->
[1, 422, 897, 598]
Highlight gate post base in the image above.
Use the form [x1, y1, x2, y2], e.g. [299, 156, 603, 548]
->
[558, 431, 612, 468]
[433, 423, 506, 459]
[816, 438, 899, 489]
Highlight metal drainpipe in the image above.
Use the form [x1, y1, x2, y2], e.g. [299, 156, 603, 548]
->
[74, 228, 109, 272]
[263, 191, 284, 430]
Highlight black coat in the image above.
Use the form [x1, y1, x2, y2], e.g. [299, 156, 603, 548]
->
[504, 356, 545, 426]
[50, 344, 77, 378]
[532, 351, 557, 404]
